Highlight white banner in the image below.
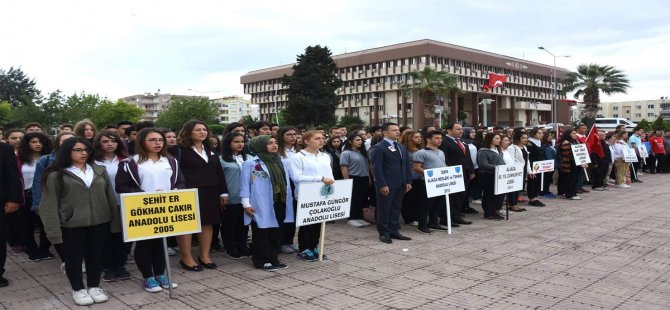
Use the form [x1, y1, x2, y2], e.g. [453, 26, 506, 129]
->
[623, 146, 638, 163]
[531, 160, 555, 174]
[571, 144, 592, 165]
[296, 179, 353, 227]
[494, 163, 525, 195]
[637, 145, 649, 159]
[423, 165, 465, 198]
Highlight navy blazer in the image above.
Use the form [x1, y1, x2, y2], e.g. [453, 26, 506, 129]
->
[371, 139, 412, 189]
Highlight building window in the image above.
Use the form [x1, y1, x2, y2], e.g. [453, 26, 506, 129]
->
[648, 104, 655, 109]
[648, 113, 655, 117]
[613, 106, 618, 111]
[598, 107, 603, 110]
[635, 113, 641, 117]
[636, 105, 641, 110]
[613, 114, 618, 117]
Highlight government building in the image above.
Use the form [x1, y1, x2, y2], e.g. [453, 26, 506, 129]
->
[240, 39, 572, 128]
[597, 98, 670, 121]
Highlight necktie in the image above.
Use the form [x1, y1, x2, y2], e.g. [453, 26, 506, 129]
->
[393, 141, 402, 158]
[456, 138, 466, 155]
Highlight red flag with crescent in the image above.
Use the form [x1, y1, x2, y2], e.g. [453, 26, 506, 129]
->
[482, 73, 507, 92]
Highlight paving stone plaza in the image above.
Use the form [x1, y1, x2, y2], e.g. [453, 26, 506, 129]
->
[2, 174, 670, 309]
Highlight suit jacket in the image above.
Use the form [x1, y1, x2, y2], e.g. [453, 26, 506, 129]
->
[370, 139, 412, 189]
[439, 136, 473, 175]
[0, 143, 23, 204]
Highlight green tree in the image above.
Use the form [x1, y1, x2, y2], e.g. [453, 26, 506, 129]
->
[281, 45, 342, 127]
[0, 102, 10, 126]
[563, 64, 630, 127]
[209, 124, 225, 135]
[63, 92, 103, 124]
[241, 115, 257, 127]
[0, 67, 41, 107]
[400, 66, 459, 125]
[338, 114, 364, 129]
[90, 99, 144, 128]
[155, 96, 219, 131]
[7, 103, 47, 129]
[651, 116, 666, 131]
[636, 118, 651, 131]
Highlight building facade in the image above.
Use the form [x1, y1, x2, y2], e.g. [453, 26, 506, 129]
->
[598, 99, 670, 121]
[210, 96, 259, 123]
[122, 93, 210, 122]
[240, 39, 572, 128]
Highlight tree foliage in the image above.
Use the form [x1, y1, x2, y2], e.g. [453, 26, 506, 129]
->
[563, 64, 630, 126]
[241, 115, 257, 127]
[636, 119, 651, 131]
[155, 96, 219, 131]
[0, 67, 41, 107]
[90, 99, 144, 128]
[651, 116, 666, 131]
[0, 102, 11, 126]
[400, 67, 459, 121]
[338, 115, 364, 129]
[209, 124, 225, 135]
[281, 45, 342, 128]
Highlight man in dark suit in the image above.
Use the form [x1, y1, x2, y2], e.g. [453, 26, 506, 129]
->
[1, 142, 23, 287]
[371, 123, 413, 244]
[438, 123, 474, 227]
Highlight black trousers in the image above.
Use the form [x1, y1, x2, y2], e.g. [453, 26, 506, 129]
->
[0, 204, 7, 277]
[412, 180, 429, 228]
[591, 162, 607, 189]
[298, 223, 321, 252]
[134, 238, 166, 279]
[375, 185, 405, 237]
[507, 191, 519, 207]
[446, 191, 465, 222]
[479, 173, 502, 217]
[527, 175, 541, 199]
[251, 201, 285, 268]
[427, 195, 446, 227]
[348, 176, 369, 220]
[631, 160, 640, 181]
[223, 203, 248, 252]
[102, 232, 127, 270]
[280, 200, 297, 246]
[649, 154, 666, 173]
[558, 168, 578, 198]
[401, 180, 421, 224]
[62, 222, 109, 291]
[539, 171, 553, 195]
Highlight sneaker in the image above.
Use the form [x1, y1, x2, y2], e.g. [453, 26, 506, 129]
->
[102, 270, 118, 282]
[408, 221, 419, 226]
[428, 224, 448, 231]
[238, 246, 252, 258]
[28, 251, 46, 262]
[61, 262, 66, 274]
[166, 247, 177, 256]
[592, 187, 605, 191]
[288, 244, 299, 252]
[416, 227, 433, 234]
[637, 172, 644, 176]
[313, 248, 327, 260]
[115, 267, 132, 281]
[607, 178, 616, 184]
[347, 220, 364, 228]
[272, 262, 288, 269]
[356, 219, 370, 226]
[41, 250, 54, 261]
[155, 275, 178, 289]
[528, 200, 546, 207]
[542, 193, 557, 199]
[226, 249, 243, 260]
[616, 184, 631, 188]
[87, 287, 108, 303]
[569, 196, 582, 200]
[471, 199, 482, 204]
[210, 243, 223, 253]
[82, 262, 86, 273]
[297, 250, 318, 262]
[261, 263, 278, 272]
[9, 245, 24, 253]
[281, 245, 296, 254]
[72, 289, 94, 306]
[143, 277, 163, 293]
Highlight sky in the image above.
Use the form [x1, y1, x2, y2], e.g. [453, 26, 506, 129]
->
[1, 0, 669, 103]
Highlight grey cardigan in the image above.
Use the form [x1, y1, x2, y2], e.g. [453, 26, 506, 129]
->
[477, 148, 506, 174]
[40, 164, 120, 244]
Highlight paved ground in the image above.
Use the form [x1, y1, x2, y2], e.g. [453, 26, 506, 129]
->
[2, 173, 670, 309]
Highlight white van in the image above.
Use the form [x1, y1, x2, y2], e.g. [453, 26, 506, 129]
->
[595, 118, 637, 130]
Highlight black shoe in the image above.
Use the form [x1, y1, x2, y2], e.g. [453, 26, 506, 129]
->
[453, 218, 472, 225]
[238, 246, 252, 258]
[272, 262, 288, 269]
[449, 222, 460, 228]
[0, 276, 8, 287]
[484, 215, 504, 220]
[198, 257, 217, 269]
[101, 270, 118, 282]
[390, 233, 412, 241]
[463, 207, 479, 215]
[226, 249, 243, 260]
[379, 235, 392, 244]
[416, 227, 433, 234]
[528, 200, 546, 207]
[180, 260, 203, 272]
[27, 251, 45, 262]
[115, 267, 132, 280]
[210, 243, 223, 253]
[428, 224, 449, 231]
[632, 179, 643, 183]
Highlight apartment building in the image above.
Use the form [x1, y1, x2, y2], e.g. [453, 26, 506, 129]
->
[598, 99, 670, 121]
[122, 93, 209, 122]
[210, 96, 259, 123]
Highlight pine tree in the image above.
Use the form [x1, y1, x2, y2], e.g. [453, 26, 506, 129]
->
[281, 45, 342, 128]
[651, 115, 666, 131]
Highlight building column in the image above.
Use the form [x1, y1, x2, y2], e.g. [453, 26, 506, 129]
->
[373, 98, 379, 125]
[509, 97, 516, 127]
[449, 91, 459, 123]
[402, 95, 408, 127]
[492, 95, 499, 125]
[471, 93, 480, 126]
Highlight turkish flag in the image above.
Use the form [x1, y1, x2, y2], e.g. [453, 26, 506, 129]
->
[482, 73, 507, 92]
[585, 125, 605, 159]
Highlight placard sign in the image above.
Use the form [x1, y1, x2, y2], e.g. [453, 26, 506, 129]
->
[494, 163, 525, 195]
[571, 144, 592, 165]
[623, 146, 638, 162]
[296, 179, 353, 227]
[423, 165, 465, 198]
[637, 145, 649, 159]
[120, 189, 201, 242]
[531, 160, 555, 174]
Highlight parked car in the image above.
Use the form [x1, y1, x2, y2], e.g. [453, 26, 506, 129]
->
[595, 118, 637, 130]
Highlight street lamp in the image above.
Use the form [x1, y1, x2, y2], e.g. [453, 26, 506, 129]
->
[479, 99, 494, 127]
[537, 47, 569, 133]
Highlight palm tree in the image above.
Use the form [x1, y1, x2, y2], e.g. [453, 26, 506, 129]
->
[400, 66, 459, 126]
[563, 64, 630, 124]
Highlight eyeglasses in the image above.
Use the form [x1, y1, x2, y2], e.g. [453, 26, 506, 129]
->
[147, 138, 165, 143]
[71, 148, 88, 153]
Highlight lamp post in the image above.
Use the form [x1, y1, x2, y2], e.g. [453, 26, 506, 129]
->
[479, 99, 494, 127]
[537, 47, 569, 133]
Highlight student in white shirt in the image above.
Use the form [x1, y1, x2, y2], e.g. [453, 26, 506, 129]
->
[277, 127, 300, 254]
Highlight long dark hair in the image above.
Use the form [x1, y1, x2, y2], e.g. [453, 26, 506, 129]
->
[221, 132, 247, 163]
[483, 132, 501, 150]
[277, 126, 297, 158]
[342, 132, 368, 158]
[18, 132, 53, 163]
[94, 130, 128, 161]
[177, 120, 211, 149]
[558, 129, 576, 145]
[224, 122, 246, 135]
[136, 128, 170, 164]
[41, 137, 95, 190]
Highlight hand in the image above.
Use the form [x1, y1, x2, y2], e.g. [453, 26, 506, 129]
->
[221, 196, 229, 206]
[582, 164, 588, 168]
[469, 173, 475, 180]
[528, 174, 536, 179]
[322, 177, 335, 185]
[4, 202, 20, 213]
[244, 207, 255, 216]
[380, 186, 390, 196]
[405, 184, 412, 193]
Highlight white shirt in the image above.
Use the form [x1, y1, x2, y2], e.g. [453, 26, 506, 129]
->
[134, 155, 173, 192]
[96, 156, 121, 202]
[467, 144, 478, 169]
[66, 164, 94, 188]
[22, 161, 36, 190]
[291, 149, 333, 197]
[501, 147, 516, 165]
[191, 145, 209, 163]
[233, 154, 245, 166]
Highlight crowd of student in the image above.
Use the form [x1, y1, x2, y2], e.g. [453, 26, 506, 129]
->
[0, 118, 668, 306]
